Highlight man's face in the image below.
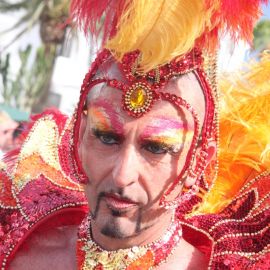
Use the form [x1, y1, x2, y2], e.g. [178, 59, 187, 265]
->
[78, 72, 205, 239]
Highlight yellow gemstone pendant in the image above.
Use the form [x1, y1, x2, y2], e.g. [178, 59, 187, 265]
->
[123, 82, 154, 117]
[130, 88, 147, 108]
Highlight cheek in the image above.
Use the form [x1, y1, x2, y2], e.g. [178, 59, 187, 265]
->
[150, 156, 189, 203]
[80, 148, 105, 185]
[142, 156, 180, 201]
[80, 141, 109, 207]
[83, 183, 95, 207]
[79, 130, 105, 184]
[79, 127, 120, 189]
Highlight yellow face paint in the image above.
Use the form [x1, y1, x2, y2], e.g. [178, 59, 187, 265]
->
[87, 99, 124, 133]
[140, 117, 193, 153]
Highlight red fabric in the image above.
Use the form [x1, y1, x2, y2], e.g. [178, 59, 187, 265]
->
[0, 109, 269, 269]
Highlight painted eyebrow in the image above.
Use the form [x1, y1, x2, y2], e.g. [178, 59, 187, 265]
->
[139, 137, 184, 155]
[138, 134, 184, 148]
[139, 137, 178, 145]
[140, 117, 188, 137]
[92, 127, 124, 140]
[149, 116, 186, 128]
[88, 99, 124, 133]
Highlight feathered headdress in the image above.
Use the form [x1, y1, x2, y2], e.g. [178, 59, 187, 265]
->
[70, 0, 266, 71]
[196, 52, 270, 213]
[70, 0, 268, 213]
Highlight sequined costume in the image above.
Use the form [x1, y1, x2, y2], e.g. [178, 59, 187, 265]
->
[1, 0, 270, 269]
[0, 52, 269, 269]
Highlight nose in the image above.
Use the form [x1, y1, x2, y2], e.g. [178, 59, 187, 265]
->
[112, 144, 140, 188]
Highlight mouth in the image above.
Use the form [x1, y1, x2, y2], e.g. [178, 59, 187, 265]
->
[104, 193, 138, 211]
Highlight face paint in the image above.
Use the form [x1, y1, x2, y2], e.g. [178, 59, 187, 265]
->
[140, 117, 193, 153]
[87, 99, 124, 134]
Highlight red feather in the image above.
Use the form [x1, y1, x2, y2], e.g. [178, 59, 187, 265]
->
[201, 0, 268, 50]
[220, 0, 266, 40]
[70, 0, 129, 44]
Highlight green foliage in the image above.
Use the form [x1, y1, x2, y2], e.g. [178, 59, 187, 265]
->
[0, 52, 10, 97]
[23, 46, 55, 111]
[0, 0, 29, 12]
[0, 0, 69, 50]
[0, 1, 45, 50]
[253, 20, 270, 52]
[0, 0, 71, 112]
[11, 45, 32, 107]
[0, 44, 54, 112]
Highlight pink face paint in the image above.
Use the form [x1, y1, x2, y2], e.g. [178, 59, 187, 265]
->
[140, 117, 194, 152]
[87, 99, 124, 134]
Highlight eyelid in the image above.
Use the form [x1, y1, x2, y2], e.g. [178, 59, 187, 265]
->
[140, 139, 171, 147]
[141, 140, 170, 152]
[140, 139, 181, 155]
[92, 128, 124, 142]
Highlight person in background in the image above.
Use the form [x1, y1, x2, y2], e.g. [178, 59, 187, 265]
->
[0, 111, 18, 159]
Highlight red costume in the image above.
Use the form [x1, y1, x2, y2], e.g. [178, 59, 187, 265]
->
[1, 0, 270, 269]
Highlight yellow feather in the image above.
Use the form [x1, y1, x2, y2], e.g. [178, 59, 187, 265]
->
[194, 52, 270, 214]
[105, 0, 213, 72]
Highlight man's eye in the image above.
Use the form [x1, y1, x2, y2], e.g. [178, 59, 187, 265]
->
[92, 129, 121, 145]
[99, 134, 118, 145]
[143, 143, 168, 154]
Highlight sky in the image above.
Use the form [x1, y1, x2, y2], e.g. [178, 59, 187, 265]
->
[262, 3, 270, 19]
[218, 3, 270, 72]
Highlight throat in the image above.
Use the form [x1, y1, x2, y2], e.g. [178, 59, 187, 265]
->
[76, 212, 182, 269]
[91, 207, 175, 249]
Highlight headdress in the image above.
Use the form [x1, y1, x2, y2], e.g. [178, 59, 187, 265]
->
[69, 0, 266, 210]
[196, 51, 270, 214]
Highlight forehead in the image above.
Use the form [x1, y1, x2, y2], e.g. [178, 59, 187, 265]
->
[87, 64, 206, 125]
[88, 85, 180, 126]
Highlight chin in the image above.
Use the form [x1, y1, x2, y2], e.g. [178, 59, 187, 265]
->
[98, 214, 139, 239]
[101, 223, 130, 239]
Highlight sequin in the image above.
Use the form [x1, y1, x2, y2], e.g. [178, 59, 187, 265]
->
[77, 215, 182, 270]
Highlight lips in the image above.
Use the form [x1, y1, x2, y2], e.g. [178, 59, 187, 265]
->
[104, 193, 137, 210]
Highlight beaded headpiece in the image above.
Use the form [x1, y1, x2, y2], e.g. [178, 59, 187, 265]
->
[70, 0, 265, 208]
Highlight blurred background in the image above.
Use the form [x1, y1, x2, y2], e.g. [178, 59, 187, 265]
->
[0, 1, 269, 158]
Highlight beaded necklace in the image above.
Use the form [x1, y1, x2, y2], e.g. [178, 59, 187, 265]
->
[76, 215, 182, 270]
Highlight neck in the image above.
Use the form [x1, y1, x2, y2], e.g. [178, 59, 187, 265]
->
[91, 210, 174, 250]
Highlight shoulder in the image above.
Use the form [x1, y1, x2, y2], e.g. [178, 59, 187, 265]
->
[0, 109, 88, 269]
[180, 172, 270, 269]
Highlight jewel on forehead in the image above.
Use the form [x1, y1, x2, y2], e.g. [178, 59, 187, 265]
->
[123, 81, 155, 117]
[130, 87, 147, 108]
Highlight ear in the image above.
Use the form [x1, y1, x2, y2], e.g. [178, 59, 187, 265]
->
[184, 140, 217, 187]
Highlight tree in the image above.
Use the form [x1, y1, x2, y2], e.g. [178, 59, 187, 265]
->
[0, 0, 69, 50]
[253, 20, 270, 52]
[0, 0, 70, 112]
[0, 45, 54, 112]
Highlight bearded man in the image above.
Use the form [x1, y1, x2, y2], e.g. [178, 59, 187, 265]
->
[1, 1, 270, 269]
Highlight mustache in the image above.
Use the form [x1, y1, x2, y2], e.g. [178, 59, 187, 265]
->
[90, 190, 139, 219]
[100, 190, 138, 204]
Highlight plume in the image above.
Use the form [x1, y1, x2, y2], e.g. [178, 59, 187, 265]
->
[70, 0, 267, 71]
[196, 52, 270, 214]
